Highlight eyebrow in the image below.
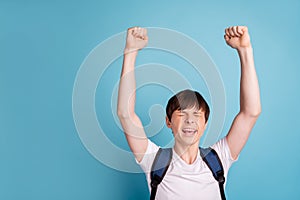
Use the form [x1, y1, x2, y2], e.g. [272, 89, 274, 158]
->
[176, 110, 203, 114]
[193, 111, 203, 114]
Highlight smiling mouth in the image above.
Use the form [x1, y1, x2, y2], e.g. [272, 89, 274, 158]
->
[182, 128, 197, 136]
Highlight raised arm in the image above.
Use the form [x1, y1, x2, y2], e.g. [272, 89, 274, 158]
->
[117, 27, 149, 162]
[224, 26, 262, 160]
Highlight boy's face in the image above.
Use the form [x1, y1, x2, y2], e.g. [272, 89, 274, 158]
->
[166, 107, 207, 147]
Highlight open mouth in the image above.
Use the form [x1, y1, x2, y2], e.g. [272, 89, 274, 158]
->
[182, 128, 197, 136]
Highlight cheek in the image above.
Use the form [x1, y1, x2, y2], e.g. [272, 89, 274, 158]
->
[172, 122, 181, 131]
[170, 120, 183, 133]
[197, 119, 207, 129]
[172, 117, 183, 125]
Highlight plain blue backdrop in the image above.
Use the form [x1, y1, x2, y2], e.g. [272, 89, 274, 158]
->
[1, 0, 300, 199]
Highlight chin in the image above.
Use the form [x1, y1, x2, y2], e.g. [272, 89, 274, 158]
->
[177, 133, 200, 146]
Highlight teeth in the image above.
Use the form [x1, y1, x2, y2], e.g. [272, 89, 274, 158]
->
[182, 128, 197, 134]
[183, 128, 196, 132]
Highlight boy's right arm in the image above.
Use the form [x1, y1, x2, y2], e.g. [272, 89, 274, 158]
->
[117, 27, 149, 162]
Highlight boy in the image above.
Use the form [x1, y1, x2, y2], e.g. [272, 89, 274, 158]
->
[117, 26, 261, 199]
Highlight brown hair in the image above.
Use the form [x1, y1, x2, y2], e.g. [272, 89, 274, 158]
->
[166, 89, 210, 122]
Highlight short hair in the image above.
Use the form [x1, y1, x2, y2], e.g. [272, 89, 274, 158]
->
[166, 89, 210, 122]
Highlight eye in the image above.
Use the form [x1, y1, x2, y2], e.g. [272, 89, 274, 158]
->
[177, 111, 186, 117]
[194, 113, 202, 117]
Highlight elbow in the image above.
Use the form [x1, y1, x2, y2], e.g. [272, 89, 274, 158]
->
[117, 108, 134, 120]
[242, 106, 262, 118]
[117, 110, 129, 119]
[254, 104, 262, 117]
[251, 108, 262, 118]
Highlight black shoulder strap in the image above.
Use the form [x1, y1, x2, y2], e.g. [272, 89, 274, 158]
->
[150, 147, 226, 200]
[200, 147, 226, 200]
[150, 148, 172, 200]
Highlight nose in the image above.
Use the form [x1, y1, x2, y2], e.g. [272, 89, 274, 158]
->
[184, 117, 195, 124]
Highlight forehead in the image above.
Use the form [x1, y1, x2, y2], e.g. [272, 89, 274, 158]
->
[175, 107, 204, 113]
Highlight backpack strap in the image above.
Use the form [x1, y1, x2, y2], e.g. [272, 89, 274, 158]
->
[200, 147, 226, 200]
[150, 148, 172, 200]
[150, 147, 226, 200]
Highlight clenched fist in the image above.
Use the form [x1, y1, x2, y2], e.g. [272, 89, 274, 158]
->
[124, 27, 148, 53]
[224, 26, 251, 50]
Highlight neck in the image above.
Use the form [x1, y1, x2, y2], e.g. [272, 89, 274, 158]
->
[174, 142, 199, 164]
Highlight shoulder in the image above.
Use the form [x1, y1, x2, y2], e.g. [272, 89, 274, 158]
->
[211, 137, 238, 171]
[136, 139, 160, 173]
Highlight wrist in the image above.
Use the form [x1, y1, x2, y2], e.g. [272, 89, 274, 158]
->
[124, 48, 139, 55]
[123, 49, 138, 67]
[237, 45, 253, 54]
[237, 46, 254, 65]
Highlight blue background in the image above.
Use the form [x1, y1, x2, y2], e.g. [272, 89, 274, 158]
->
[1, 0, 300, 199]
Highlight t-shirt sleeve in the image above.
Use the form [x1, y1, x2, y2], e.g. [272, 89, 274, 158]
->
[136, 139, 160, 173]
[211, 137, 238, 174]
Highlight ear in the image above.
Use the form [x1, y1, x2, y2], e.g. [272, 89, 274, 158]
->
[166, 116, 172, 128]
[204, 121, 208, 130]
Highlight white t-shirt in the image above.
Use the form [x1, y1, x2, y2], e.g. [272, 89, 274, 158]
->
[137, 138, 237, 200]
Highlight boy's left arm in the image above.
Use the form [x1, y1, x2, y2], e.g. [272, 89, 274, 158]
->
[224, 26, 262, 160]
